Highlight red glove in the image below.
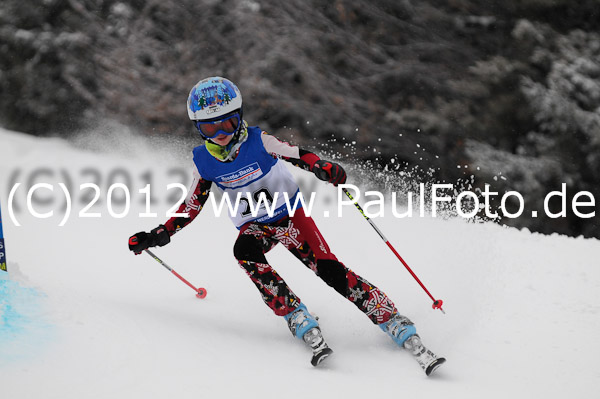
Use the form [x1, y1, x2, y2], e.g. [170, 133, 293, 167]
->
[313, 160, 347, 186]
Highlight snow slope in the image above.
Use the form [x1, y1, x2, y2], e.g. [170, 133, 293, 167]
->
[1, 127, 599, 399]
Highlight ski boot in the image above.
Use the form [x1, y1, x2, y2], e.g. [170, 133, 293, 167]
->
[284, 303, 333, 366]
[379, 313, 445, 376]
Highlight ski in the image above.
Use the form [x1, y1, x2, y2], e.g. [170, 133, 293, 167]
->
[311, 347, 333, 367]
[424, 357, 446, 376]
[403, 335, 446, 376]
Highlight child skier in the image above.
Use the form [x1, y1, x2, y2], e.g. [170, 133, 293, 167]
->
[128, 77, 445, 374]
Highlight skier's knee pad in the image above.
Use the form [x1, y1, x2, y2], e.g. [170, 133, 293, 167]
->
[233, 234, 267, 263]
[316, 259, 348, 296]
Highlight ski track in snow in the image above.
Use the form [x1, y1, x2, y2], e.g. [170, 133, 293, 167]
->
[1, 127, 599, 399]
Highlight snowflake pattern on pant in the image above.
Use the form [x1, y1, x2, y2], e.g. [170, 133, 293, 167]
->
[346, 271, 396, 324]
[234, 210, 398, 324]
[241, 223, 266, 238]
[238, 260, 299, 316]
[272, 220, 301, 248]
[363, 289, 396, 324]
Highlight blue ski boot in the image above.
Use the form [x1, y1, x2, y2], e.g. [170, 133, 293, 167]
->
[380, 313, 445, 376]
[284, 303, 333, 366]
[379, 313, 417, 346]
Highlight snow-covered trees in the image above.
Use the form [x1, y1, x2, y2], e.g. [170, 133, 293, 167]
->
[0, 0, 598, 237]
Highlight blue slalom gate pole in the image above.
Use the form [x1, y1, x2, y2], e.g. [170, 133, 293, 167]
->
[0, 200, 7, 272]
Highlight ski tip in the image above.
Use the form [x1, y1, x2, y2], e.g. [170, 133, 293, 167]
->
[425, 357, 446, 377]
[311, 347, 333, 367]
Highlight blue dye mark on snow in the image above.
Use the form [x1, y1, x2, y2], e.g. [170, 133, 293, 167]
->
[0, 273, 53, 365]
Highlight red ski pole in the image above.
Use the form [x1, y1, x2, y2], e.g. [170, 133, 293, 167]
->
[342, 188, 444, 313]
[144, 249, 207, 299]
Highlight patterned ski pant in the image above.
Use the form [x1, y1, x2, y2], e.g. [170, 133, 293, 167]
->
[233, 207, 398, 325]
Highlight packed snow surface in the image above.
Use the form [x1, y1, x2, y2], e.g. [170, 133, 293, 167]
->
[1, 127, 599, 398]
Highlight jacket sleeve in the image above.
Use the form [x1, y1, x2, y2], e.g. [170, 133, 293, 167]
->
[260, 132, 321, 172]
[164, 167, 212, 236]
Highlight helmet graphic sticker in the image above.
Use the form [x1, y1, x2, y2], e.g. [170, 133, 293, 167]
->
[187, 77, 242, 121]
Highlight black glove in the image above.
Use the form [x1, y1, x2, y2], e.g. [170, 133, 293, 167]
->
[128, 225, 171, 254]
[313, 160, 347, 186]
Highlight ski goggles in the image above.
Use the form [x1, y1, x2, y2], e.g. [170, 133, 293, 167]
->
[194, 112, 241, 139]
